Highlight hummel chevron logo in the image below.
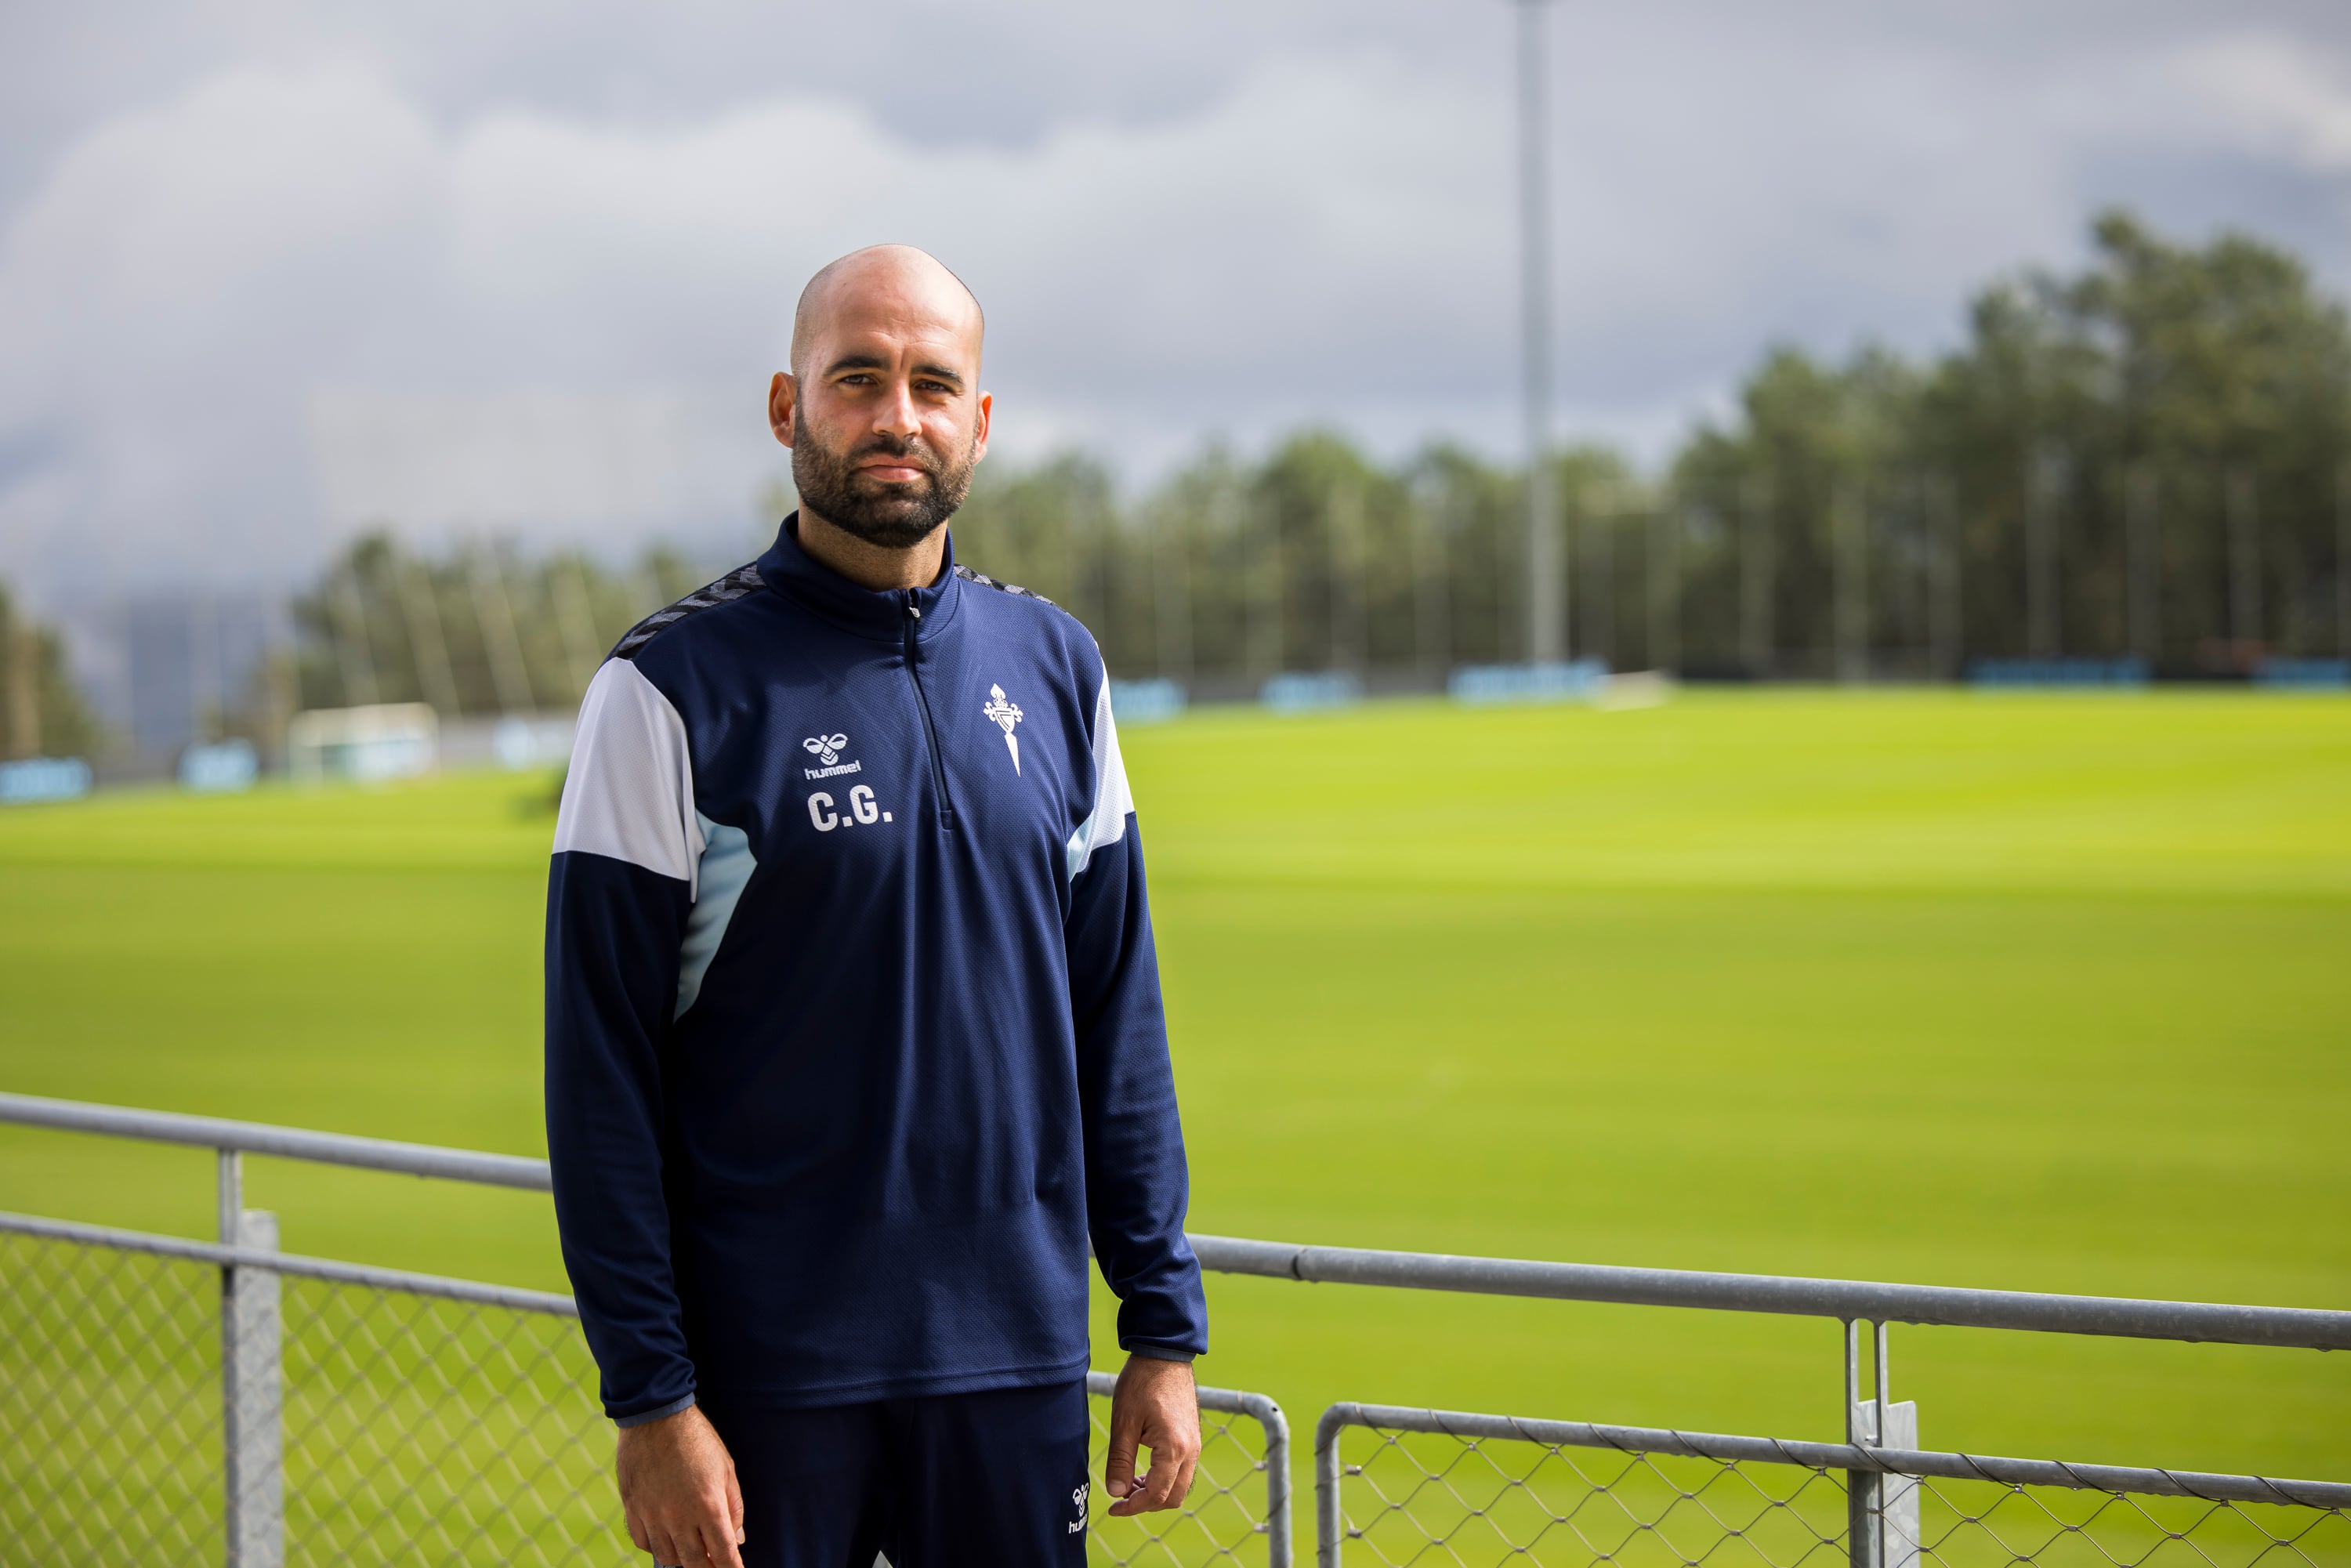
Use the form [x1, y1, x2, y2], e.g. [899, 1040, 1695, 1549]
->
[982, 685, 1024, 775]
[800, 733, 861, 780]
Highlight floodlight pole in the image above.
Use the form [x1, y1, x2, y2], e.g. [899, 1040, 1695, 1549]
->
[1516, 0, 1563, 664]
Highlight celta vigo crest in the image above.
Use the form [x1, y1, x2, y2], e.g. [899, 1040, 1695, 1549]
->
[802, 733, 847, 766]
[981, 685, 1024, 775]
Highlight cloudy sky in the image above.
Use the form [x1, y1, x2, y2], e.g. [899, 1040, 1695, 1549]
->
[5, 0, 2351, 606]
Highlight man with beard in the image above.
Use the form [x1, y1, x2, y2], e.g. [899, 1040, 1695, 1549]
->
[545, 245, 1207, 1568]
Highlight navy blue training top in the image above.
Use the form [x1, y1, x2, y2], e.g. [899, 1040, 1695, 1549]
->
[544, 516, 1208, 1424]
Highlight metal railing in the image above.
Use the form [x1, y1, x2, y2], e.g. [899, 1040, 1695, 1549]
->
[3, 1090, 2346, 1568]
[0, 1218, 609, 1566]
[1314, 1403, 2351, 1567]
[0, 1092, 1289, 1566]
[1181, 1234, 2351, 1352]
[1086, 1370, 1290, 1566]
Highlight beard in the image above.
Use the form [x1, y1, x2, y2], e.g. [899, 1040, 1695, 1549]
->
[791, 411, 977, 549]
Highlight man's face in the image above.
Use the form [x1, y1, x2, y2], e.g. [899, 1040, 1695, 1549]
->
[775, 270, 990, 549]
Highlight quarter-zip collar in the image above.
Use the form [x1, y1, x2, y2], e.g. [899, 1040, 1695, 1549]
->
[755, 512, 962, 646]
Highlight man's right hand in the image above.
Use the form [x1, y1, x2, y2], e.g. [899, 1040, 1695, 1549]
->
[616, 1403, 746, 1568]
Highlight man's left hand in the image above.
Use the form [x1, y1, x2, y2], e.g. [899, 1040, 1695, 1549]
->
[1103, 1353, 1201, 1516]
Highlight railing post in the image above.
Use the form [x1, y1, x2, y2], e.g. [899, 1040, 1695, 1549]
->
[220, 1150, 283, 1568]
[1874, 1322, 1919, 1568]
[1846, 1320, 1919, 1568]
[1845, 1320, 1882, 1568]
[1248, 1392, 1295, 1568]
[1314, 1403, 1348, 1567]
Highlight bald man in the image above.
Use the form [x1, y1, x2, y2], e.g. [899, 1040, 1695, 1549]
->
[545, 244, 1208, 1568]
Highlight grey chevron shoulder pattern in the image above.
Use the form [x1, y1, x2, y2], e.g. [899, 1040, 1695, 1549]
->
[610, 563, 766, 661]
[952, 562, 1058, 608]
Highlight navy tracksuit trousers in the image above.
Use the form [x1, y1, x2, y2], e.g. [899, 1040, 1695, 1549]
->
[700, 1379, 1092, 1566]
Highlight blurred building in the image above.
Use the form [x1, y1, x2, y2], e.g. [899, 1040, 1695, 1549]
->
[55, 592, 289, 777]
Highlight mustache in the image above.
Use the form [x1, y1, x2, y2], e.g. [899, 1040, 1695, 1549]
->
[849, 432, 941, 469]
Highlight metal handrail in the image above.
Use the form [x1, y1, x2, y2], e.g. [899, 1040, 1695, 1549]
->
[1186, 1235, 2351, 1351]
[0, 1211, 578, 1315]
[1313, 1401, 2351, 1513]
[0, 1092, 549, 1190]
[5, 1090, 2347, 1352]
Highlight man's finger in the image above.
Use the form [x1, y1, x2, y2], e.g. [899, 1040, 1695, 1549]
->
[700, 1515, 748, 1568]
[726, 1459, 746, 1542]
[1103, 1411, 1143, 1499]
[1106, 1444, 1168, 1515]
[1144, 1422, 1206, 1512]
[625, 1508, 651, 1553]
[1138, 1442, 1190, 1512]
[1105, 1465, 1147, 1515]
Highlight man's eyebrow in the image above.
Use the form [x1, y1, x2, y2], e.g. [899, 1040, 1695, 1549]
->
[820, 353, 968, 390]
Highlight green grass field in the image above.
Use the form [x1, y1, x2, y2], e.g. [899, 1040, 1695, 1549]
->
[2, 689, 2346, 1494]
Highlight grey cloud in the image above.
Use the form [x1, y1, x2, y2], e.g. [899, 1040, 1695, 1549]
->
[2, 2, 2350, 610]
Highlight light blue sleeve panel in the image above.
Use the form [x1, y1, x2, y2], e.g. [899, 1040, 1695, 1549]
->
[676, 811, 757, 1019]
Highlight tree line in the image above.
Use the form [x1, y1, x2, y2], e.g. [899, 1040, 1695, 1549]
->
[0, 585, 100, 761]
[286, 209, 2351, 719]
[289, 535, 730, 719]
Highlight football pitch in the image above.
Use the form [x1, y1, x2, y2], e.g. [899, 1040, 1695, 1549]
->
[0, 688, 2346, 1487]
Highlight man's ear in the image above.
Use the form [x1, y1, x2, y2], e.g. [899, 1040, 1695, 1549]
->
[971, 390, 992, 465]
[770, 371, 797, 447]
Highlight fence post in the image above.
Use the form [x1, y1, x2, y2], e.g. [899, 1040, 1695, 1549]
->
[1845, 1320, 1881, 1568]
[1253, 1392, 1294, 1568]
[1315, 1403, 1348, 1568]
[1874, 1320, 1919, 1568]
[1846, 1320, 1919, 1568]
[220, 1150, 284, 1568]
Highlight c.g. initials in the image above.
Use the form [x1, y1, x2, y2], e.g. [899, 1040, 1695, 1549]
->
[808, 784, 886, 831]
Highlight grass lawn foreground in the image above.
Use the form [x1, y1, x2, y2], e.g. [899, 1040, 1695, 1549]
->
[0, 687, 2345, 1494]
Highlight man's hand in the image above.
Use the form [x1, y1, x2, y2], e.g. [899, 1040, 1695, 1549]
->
[1103, 1353, 1201, 1517]
[615, 1403, 746, 1567]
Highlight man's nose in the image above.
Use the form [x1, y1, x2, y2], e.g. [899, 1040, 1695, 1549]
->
[874, 380, 922, 440]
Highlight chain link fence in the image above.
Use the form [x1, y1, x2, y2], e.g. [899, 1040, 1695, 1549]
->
[0, 1224, 620, 1565]
[7, 1097, 2346, 1568]
[1084, 1368, 1289, 1566]
[0, 1219, 1288, 1566]
[1314, 1404, 2351, 1568]
[2, 1225, 225, 1563]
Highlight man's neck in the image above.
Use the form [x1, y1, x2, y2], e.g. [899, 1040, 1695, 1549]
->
[795, 506, 948, 592]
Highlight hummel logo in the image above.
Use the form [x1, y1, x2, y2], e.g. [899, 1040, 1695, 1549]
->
[801, 733, 861, 780]
[1067, 1483, 1088, 1535]
[982, 684, 1024, 775]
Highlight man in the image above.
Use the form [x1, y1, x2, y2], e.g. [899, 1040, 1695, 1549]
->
[545, 244, 1207, 1568]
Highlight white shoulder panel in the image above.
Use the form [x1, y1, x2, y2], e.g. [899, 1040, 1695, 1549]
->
[1065, 674, 1134, 880]
[554, 659, 705, 893]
